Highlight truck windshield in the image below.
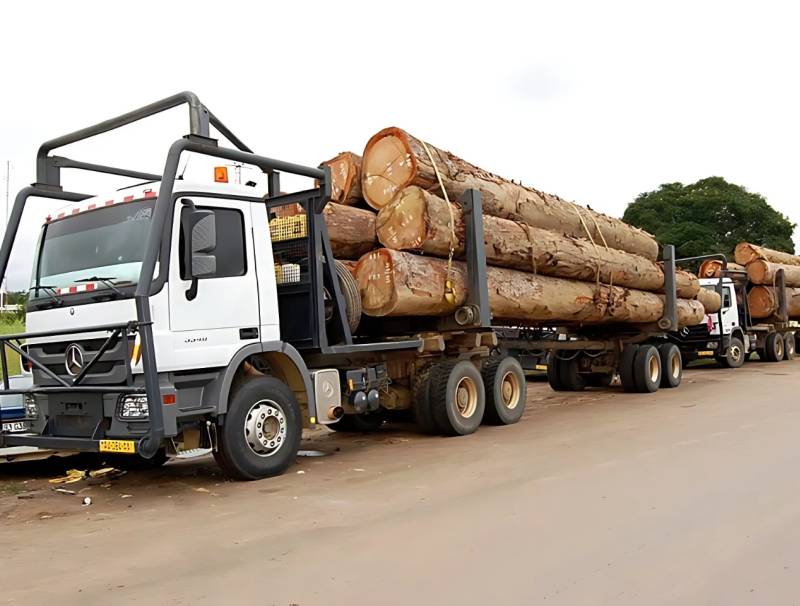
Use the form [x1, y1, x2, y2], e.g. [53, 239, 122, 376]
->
[30, 199, 155, 300]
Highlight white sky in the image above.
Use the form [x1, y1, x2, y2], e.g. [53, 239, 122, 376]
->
[1, 0, 798, 289]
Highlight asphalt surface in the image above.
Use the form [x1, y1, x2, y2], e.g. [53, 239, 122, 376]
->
[2, 361, 799, 605]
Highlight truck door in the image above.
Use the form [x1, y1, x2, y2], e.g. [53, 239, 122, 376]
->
[168, 196, 260, 368]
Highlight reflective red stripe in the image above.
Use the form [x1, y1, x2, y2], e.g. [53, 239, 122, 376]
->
[56, 212, 65, 219]
[144, 190, 157, 198]
[68, 286, 78, 294]
[123, 195, 134, 202]
[105, 200, 114, 206]
[85, 283, 96, 291]
[71, 208, 80, 214]
[87, 203, 96, 210]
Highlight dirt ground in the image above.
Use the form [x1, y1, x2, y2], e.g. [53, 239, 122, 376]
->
[2, 362, 800, 605]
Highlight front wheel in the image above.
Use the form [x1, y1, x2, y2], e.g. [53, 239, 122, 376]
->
[717, 336, 745, 368]
[215, 377, 301, 480]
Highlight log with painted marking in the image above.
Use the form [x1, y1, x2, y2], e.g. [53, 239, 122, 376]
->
[323, 203, 377, 259]
[355, 248, 704, 327]
[361, 127, 659, 260]
[319, 152, 363, 205]
[375, 186, 697, 296]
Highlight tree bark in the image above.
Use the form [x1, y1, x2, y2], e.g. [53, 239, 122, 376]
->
[746, 260, 800, 288]
[376, 186, 695, 296]
[361, 127, 659, 260]
[323, 203, 377, 259]
[355, 249, 703, 326]
[747, 286, 800, 319]
[698, 259, 746, 280]
[735, 242, 800, 267]
[319, 152, 363, 205]
[695, 287, 721, 314]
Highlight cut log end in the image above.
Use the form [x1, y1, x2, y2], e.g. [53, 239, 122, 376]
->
[375, 186, 428, 250]
[355, 249, 397, 316]
[748, 286, 776, 319]
[321, 152, 362, 205]
[362, 129, 415, 209]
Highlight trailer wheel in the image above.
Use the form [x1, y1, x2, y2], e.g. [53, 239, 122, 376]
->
[633, 345, 661, 393]
[328, 410, 386, 433]
[482, 356, 526, 425]
[785, 332, 795, 359]
[546, 354, 566, 391]
[214, 376, 301, 480]
[657, 343, 682, 388]
[620, 345, 640, 392]
[717, 336, 745, 368]
[334, 260, 362, 334]
[429, 360, 485, 436]
[412, 363, 439, 434]
[765, 332, 785, 362]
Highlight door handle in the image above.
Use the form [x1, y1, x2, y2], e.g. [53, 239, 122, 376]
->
[239, 327, 259, 340]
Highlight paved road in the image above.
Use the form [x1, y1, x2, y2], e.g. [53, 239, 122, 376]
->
[3, 362, 800, 605]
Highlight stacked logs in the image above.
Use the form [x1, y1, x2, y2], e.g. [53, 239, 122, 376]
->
[347, 128, 707, 328]
[735, 243, 800, 320]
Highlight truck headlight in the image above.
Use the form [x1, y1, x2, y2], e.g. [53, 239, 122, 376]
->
[24, 394, 38, 420]
[117, 395, 149, 419]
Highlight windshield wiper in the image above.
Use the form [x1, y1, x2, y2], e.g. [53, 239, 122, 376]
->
[28, 284, 64, 306]
[75, 276, 124, 297]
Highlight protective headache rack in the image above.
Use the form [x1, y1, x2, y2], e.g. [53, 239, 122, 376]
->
[0, 91, 369, 457]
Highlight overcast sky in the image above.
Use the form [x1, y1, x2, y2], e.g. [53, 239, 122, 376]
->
[1, 0, 798, 289]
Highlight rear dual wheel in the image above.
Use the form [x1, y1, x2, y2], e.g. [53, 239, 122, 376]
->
[414, 360, 486, 436]
[620, 344, 677, 393]
[482, 356, 526, 425]
[546, 353, 586, 392]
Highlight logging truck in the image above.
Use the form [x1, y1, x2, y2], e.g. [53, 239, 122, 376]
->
[674, 261, 797, 367]
[0, 93, 531, 480]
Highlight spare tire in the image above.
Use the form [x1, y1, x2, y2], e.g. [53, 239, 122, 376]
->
[334, 260, 361, 333]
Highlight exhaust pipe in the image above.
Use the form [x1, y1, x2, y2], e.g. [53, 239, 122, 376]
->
[327, 405, 344, 421]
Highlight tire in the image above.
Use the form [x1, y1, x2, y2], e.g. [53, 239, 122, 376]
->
[765, 332, 785, 362]
[620, 344, 640, 393]
[334, 260, 361, 334]
[657, 343, 682, 388]
[215, 376, 301, 480]
[558, 355, 586, 391]
[633, 345, 661, 393]
[429, 360, 485, 436]
[717, 336, 745, 368]
[482, 356, 526, 425]
[785, 332, 795, 359]
[546, 354, 565, 391]
[412, 362, 439, 434]
[327, 410, 386, 432]
[103, 448, 168, 471]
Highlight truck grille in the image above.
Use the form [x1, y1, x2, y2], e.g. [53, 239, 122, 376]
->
[28, 336, 131, 386]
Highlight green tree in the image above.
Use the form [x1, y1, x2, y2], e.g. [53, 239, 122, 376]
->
[623, 177, 796, 260]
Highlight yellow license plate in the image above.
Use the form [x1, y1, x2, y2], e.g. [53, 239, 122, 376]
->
[535, 364, 548, 371]
[697, 350, 714, 357]
[99, 439, 136, 454]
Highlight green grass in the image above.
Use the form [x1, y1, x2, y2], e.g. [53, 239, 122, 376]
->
[0, 319, 25, 376]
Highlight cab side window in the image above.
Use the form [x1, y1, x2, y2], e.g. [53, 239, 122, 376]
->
[179, 207, 246, 279]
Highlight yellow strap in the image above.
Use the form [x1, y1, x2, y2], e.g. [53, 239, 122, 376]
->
[419, 140, 457, 304]
[587, 211, 610, 250]
[572, 205, 599, 254]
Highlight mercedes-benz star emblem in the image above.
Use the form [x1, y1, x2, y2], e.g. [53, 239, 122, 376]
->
[64, 343, 84, 376]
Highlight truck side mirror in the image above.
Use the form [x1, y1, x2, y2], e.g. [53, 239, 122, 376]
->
[181, 201, 217, 300]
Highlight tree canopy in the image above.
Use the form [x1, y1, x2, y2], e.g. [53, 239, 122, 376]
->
[622, 177, 795, 260]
